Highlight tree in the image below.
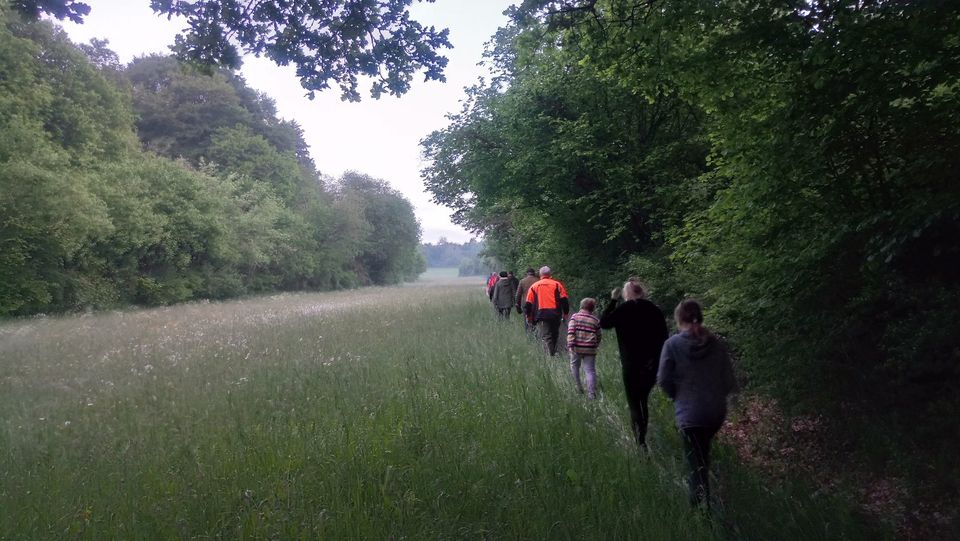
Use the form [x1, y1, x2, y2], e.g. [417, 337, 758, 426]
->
[15, 0, 452, 101]
[423, 1, 960, 520]
[207, 125, 303, 203]
[125, 55, 254, 161]
[0, 9, 134, 314]
[11, 0, 88, 23]
[422, 3, 707, 294]
[78, 37, 118, 70]
[1, 10, 427, 313]
[337, 171, 424, 284]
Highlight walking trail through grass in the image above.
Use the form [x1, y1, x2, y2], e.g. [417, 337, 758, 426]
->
[0, 276, 884, 539]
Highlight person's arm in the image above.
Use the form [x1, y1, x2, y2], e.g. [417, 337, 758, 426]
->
[566, 315, 577, 344]
[557, 282, 570, 319]
[515, 283, 524, 313]
[524, 286, 536, 319]
[657, 340, 677, 400]
[599, 297, 619, 329]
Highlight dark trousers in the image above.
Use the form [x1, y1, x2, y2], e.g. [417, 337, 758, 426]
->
[496, 307, 512, 320]
[681, 425, 721, 506]
[622, 370, 656, 446]
[537, 317, 562, 356]
[524, 318, 536, 334]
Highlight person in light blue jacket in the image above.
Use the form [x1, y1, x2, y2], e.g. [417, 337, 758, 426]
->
[658, 299, 737, 507]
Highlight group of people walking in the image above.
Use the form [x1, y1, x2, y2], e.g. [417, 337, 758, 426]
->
[487, 266, 570, 353]
[486, 269, 738, 507]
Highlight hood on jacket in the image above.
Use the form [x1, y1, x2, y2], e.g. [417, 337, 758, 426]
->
[679, 330, 719, 360]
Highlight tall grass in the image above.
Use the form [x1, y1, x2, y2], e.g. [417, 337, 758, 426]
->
[0, 281, 884, 539]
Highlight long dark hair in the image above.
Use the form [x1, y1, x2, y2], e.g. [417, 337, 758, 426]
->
[674, 299, 712, 339]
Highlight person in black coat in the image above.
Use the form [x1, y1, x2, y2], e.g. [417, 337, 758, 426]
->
[600, 279, 668, 447]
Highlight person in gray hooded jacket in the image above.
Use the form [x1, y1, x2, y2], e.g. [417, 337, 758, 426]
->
[657, 299, 737, 507]
[489, 271, 519, 320]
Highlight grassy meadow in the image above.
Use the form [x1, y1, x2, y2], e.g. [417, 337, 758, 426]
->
[416, 267, 465, 281]
[0, 278, 882, 540]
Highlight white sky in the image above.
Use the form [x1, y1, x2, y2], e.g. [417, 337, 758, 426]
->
[59, 0, 515, 243]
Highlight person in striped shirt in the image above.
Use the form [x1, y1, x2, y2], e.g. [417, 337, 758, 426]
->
[567, 297, 602, 399]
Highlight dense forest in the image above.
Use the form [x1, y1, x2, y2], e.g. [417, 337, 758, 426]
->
[0, 8, 425, 316]
[422, 0, 960, 531]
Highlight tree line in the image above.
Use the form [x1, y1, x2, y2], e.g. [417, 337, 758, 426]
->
[422, 0, 960, 513]
[420, 238, 497, 276]
[0, 7, 425, 316]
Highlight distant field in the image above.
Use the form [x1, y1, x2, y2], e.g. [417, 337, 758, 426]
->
[0, 282, 879, 539]
[419, 266, 477, 281]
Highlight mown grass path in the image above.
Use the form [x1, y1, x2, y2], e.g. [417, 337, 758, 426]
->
[1, 277, 882, 539]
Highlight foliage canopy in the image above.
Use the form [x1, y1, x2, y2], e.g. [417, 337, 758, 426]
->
[14, 0, 452, 100]
[422, 0, 960, 515]
[0, 8, 425, 315]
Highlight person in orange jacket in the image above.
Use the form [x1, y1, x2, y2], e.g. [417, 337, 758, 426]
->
[523, 266, 570, 356]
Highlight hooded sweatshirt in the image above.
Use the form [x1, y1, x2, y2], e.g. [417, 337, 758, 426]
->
[491, 275, 519, 309]
[657, 330, 737, 429]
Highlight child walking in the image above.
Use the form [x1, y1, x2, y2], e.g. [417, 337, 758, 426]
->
[567, 298, 602, 399]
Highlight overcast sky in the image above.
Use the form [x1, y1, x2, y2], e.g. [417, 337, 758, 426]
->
[60, 0, 516, 244]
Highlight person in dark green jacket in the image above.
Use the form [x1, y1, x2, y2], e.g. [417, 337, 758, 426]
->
[515, 268, 538, 332]
[490, 271, 518, 319]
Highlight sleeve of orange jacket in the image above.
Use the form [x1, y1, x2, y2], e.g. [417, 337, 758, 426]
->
[558, 281, 570, 316]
